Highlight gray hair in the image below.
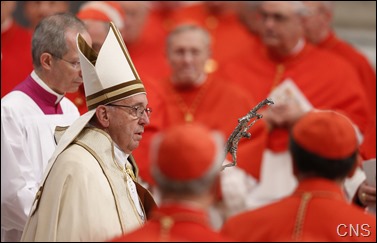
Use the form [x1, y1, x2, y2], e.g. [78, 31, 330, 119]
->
[32, 13, 87, 70]
[151, 131, 224, 196]
[261, 1, 308, 16]
[166, 23, 211, 51]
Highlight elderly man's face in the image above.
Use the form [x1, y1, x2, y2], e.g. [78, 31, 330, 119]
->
[302, 2, 331, 44]
[106, 93, 150, 154]
[167, 29, 210, 87]
[259, 1, 304, 53]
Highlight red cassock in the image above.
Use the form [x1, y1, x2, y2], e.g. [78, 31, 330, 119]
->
[110, 204, 233, 242]
[221, 43, 372, 153]
[317, 31, 376, 159]
[126, 40, 170, 82]
[124, 11, 171, 82]
[132, 74, 268, 185]
[221, 178, 376, 242]
[64, 84, 87, 115]
[1, 21, 33, 98]
[317, 31, 376, 116]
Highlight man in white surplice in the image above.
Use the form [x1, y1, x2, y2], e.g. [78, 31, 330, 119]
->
[1, 13, 91, 242]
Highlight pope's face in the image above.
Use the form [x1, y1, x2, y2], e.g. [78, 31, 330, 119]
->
[106, 94, 150, 154]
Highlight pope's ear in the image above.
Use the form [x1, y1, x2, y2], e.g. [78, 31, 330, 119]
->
[95, 105, 110, 128]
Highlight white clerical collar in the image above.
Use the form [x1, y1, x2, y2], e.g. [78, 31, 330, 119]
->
[113, 143, 130, 169]
[31, 71, 64, 105]
[194, 73, 207, 86]
[290, 38, 305, 55]
[1, 18, 12, 33]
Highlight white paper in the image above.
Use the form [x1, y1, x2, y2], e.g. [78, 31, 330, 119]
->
[268, 78, 313, 112]
[362, 158, 376, 215]
[363, 158, 376, 187]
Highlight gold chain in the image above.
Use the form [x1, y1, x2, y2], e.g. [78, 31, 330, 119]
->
[167, 78, 212, 123]
[114, 158, 136, 182]
[113, 158, 145, 225]
[125, 162, 137, 181]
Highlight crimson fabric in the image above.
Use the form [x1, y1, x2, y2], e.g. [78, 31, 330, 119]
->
[1, 21, 33, 98]
[110, 204, 232, 242]
[360, 120, 376, 159]
[64, 85, 87, 114]
[14, 75, 62, 114]
[317, 32, 376, 160]
[156, 123, 217, 181]
[127, 40, 170, 81]
[293, 111, 357, 159]
[77, 10, 115, 23]
[147, 7, 179, 35]
[77, 2, 125, 23]
[318, 31, 376, 117]
[221, 178, 376, 242]
[123, 11, 171, 81]
[133, 74, 268, 185]
[221, 43, 371, 153]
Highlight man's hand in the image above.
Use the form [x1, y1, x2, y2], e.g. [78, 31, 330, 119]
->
[357, 180, 376, 207]
[264, 99, 307, 130]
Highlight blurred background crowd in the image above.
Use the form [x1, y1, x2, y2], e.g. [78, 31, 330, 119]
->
[1, 1, 376, 242]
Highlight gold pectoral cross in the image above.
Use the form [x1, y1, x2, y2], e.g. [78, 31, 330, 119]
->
[125, 163, 137, 181]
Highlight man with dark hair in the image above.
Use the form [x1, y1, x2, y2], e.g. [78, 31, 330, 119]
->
[221, 110, 376, 242]
[301, 1, 376, 208]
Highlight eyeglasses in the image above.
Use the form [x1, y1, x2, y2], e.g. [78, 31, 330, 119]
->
[51, 54, 81, 69]
[107, 104, 152, 118]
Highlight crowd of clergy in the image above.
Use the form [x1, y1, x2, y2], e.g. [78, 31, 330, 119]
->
[1, 1, 375, 242]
